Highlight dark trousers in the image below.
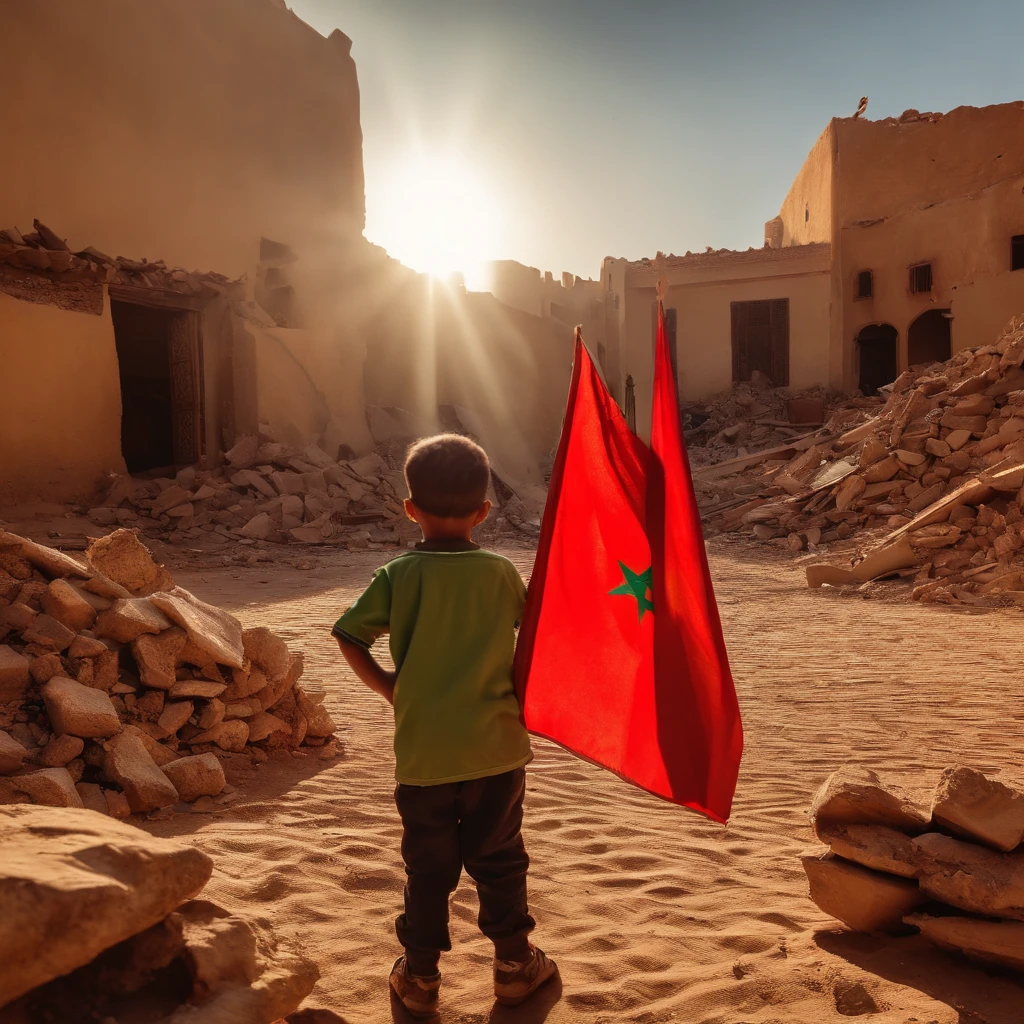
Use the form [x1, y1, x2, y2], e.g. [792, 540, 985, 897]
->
[395, 767, 535, 975]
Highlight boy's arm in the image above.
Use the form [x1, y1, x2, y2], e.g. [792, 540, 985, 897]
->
[336, 636, 396, 706]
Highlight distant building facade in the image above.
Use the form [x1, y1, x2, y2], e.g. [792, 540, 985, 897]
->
[608, 101, 1024, 438]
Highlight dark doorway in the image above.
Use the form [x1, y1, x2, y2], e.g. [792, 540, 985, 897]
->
[110, 300, 204, 473]
[907, 308, 951, 368]
[857, 323, 898, 395]
[730, 298, 789, 385]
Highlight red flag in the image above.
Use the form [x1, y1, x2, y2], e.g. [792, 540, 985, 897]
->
[514, 312, 742, 822]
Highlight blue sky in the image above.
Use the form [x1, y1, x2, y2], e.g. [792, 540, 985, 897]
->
[290, 0, 1024, 280]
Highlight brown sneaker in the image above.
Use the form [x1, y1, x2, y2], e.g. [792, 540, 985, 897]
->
[493, 946, 558, 1006]
[389, 955, 440, 1018]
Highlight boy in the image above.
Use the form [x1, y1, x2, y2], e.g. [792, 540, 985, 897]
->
[333, 434, 557, 1017]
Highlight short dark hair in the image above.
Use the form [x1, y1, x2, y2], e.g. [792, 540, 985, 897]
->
[404, 434, 490, 518]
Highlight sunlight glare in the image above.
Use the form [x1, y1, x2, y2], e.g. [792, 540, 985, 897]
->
[368, 153, 500, 291]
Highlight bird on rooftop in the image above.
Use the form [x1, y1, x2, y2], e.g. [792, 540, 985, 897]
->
[853, 96, 868, 119]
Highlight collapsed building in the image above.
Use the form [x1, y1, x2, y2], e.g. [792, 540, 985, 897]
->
[605, 102, 1024, 441]
[0, 0, 569, 509]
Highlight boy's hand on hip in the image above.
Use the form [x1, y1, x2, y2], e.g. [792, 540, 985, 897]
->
[336, 637, 397, 705]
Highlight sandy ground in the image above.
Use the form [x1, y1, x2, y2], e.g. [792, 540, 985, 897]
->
[137, 538, 1024, 1024]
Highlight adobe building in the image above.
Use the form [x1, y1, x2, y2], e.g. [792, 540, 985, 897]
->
[0, 0, 571, 503]
[608, 101, 1024, 439]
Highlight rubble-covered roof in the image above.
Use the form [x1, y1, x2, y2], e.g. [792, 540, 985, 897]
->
[0, 219, 235, 315]
[628, 242, 831, 276]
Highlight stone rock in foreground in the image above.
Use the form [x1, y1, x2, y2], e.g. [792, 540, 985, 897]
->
[906, 912, 1024, 973]
[13, 767, 84, 808]
[168, 899, 318, 1023]
[42, 676, 121, 739]
[161, 753, 226, 803]
[86, 528, 174, 596]
[931, 765, 1024, 853]
[0, 804, 212, 1007]
[810, 765, 930, 836]
[818, 823, 919, 879]
[104, 729, 180, 813]
[150, 587, 245, 669]
[802, 852, 926, 933]
[912, 832, 1024, 921]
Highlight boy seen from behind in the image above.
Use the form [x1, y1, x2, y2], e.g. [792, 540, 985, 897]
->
[333, 434, 557, 1017]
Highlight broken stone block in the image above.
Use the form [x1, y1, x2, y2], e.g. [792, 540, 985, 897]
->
[925, 437, 952, 458]
[296, 686, 336, 738]
[226, 662, 268, 701]
[280, 493, 304, 530]
[0, 602, 36, 632]
[225, 433, 259, 469]
[95, 597, 173, 644]
[104, 788, 131, 819]
[103, 729, 180, 813]
[945, 428, 972, 451]
[158, 700, 194, 736]
[906, 912, 1024, 973]
[197, 698, 226, 730]
[131, 626, 188, 690]
[21, 613, 76, 653]
[75, 781, 108, 815]
[0, 531, 91, 580]
[240, 512, 274, 540]
[0, 644, 31, 702]
[169, 679, 227, 700]
[271, 471, 306, 496]
[161, 752, 226, 801]
[802, 852, 926, 933]
[86, 529, 175, 596]
[242, 626, 291, 681]
[0, 803, 213, 1005]
[225, 698, 262, 720]
[810, 765, 930, 836]
[150, 587, 244, 669]
[245, 711, 290, 743]
[67, 634, 108, 659]
[930, 765, 1024, 852]
[818, 823, 918, 878]
[190, 719, 249, 752]
[14, 767, 84, 808]
[120, 724, 178, 768]
[42, 676, 121, 739]
[0, 729, 29, 774]
[939, 411, 989, 434]
[40, 578, 97, 632]
[28, 652, 63, 685]
[912, 832, 1024, 919]
[37, 733, 85, 768]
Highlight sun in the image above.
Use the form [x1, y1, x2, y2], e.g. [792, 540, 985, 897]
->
[367, 152, 501, 290]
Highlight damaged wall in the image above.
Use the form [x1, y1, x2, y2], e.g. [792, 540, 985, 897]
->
[0, 0, 364, 279]
[0, 292, 124, 502]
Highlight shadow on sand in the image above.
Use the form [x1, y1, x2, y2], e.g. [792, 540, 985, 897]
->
[815, 929, 1024, 1024]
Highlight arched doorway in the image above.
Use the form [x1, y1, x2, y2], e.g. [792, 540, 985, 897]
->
[857, 323, 898, 396]
[907, 309, 951, 368]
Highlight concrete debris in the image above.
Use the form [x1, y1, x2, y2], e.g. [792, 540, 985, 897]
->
[702, 318, 1024, 605]
[0, 528, 338, 821]
[0, 804, 314, 1021]
[804, 763, 1024, 976]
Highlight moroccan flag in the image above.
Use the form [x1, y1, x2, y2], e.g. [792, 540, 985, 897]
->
[514, 306, 743, 822]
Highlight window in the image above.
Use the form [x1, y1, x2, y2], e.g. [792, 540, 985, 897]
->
[607, 272, 612, 288]
[856, 270, 873, 299]
[730, 298, 789, 386]
[1012, 235, 1024, 271]
[909, 263, 933, 294]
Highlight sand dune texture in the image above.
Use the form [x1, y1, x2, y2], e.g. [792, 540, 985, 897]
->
[137, 540, 1024, 1023]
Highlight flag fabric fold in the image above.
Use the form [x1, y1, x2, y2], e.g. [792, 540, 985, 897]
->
[514, 310, 743, 822]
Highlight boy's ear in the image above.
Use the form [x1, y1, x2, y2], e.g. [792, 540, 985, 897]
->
[404, 498, 421, 523]
[473, 499, 491, 526]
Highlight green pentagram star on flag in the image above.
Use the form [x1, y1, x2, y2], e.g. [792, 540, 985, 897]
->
[609, 561, 654, 621]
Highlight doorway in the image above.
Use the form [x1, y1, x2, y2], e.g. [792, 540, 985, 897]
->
[857, 323, 898, 395]
[907, 308, 951, 368]
[110, 299, 204, 473]
[730, 298, 790, 386]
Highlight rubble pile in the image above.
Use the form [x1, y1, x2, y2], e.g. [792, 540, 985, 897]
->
[804, 764, 1024, 975]
[705, 317, 1024, 604]
[88, 425, 540, 556]
[681, 376, 873, 471]
[0, 804, 317, 1022]
[0, 528, 338, 817]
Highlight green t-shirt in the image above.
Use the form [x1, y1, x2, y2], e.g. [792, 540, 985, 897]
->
[333, 541, 533, 786]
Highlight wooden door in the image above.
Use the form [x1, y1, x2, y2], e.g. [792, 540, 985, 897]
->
[731, 299, 789, 386]
[168, 311, 205, 466]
